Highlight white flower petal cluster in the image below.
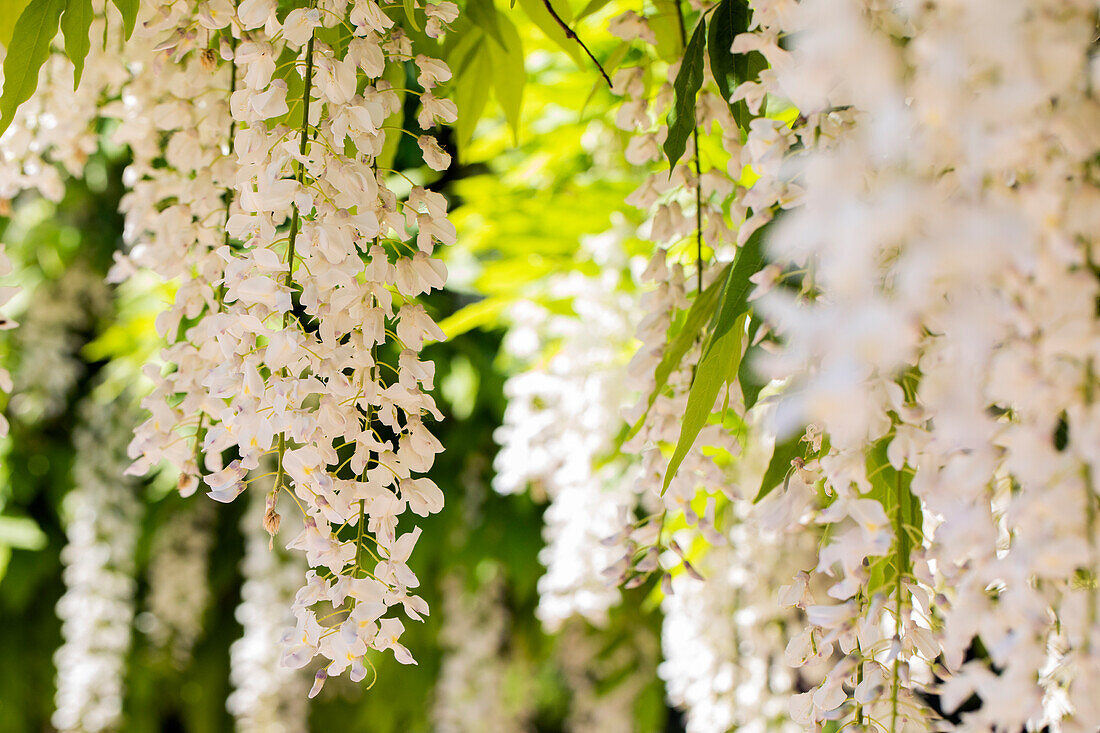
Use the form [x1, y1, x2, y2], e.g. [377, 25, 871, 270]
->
[660, 485, 820, 733]
[52, 399, 141, 733]
[748, 0, 1100, 727]
[492, 233, 640, 629]
[228, 491, 309, 733]
[104, 0, 458, 693]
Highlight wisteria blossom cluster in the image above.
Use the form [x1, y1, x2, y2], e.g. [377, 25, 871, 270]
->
[748, 0, 1100, 728]
[102, 0, 459, 694]
[142, 501, 215, 665]
[493, 231, 642, 629]
[228, 491, 309, 732]
[52, 398, 142, 733]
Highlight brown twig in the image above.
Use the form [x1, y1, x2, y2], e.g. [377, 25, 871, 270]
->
[540, 0, 613, 88]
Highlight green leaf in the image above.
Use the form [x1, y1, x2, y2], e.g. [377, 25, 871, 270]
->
[488, 12, 525, 141]
[60, 0, 92, 88]
[622, 260, 730, 445]
[515, 0, 585, 68]
[662, 15, 705, 172]
[451, 37, 492, 152]
[864, 437, 922, 597]
[402, 0, 422, 31]
[437, 297, 508, 339]
[651, 0, 683, 61]
[0, 0, 65, 138]
[109, 0, 138, 41]
[738, 317, 767, 409]
[467, 0, 505, 47]
[754, 431, 801, 502]
[661, 231, 765, 493]
[0, 515, 47, 550]
[108, 0, 136, 39]
[707, 0, 743, 118]
[0, 0, 33, 47]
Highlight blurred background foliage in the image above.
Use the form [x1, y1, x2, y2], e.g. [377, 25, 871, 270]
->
[0, 0, 682, 729]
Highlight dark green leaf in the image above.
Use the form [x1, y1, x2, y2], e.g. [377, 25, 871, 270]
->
[738, 317, 766, 409]
[707, 0, 740, 104]
[662, 15, 705, 172]
[753, 431, 801, 503]
[60, 0, 93, 88]
[108, 0, 137, 40]
[0, 0, 65, 138]
[864, 437, 923, 597]
[662, 231, 765, 492]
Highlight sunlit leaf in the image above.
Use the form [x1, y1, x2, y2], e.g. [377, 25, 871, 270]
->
[60, 0, 93, 88]
[0, 0, 32, 47]
[0, 0, 65, 137]
[0, 515, 47, 551]
[662, 231, 764, 492]
[488, 12, 525, 141]
[865, 437, 922, 597]
[467, 0, 505, 48]
[402, 0, 422, 31]
[108, 0, 136, 40]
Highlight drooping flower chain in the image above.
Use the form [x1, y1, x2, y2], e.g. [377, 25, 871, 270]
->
[114, 0, 459, 693]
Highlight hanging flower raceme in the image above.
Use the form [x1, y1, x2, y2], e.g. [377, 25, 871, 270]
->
[111, 0, 458, 695]
[751, 0, 1100, 728]
[492, 231, 642, 629]
[228, 490, 309, 732]
[53, 398, 142, 733]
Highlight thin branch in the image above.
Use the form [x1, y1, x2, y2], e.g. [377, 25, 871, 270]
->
[540, 0, 613, 88]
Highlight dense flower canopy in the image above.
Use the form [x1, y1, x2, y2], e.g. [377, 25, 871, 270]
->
[0, 0, 1097, 731]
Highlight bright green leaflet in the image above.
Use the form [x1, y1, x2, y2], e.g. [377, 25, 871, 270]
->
[663, 15, 706, 172]
[60, 0, 93, 88]
[0, 0, 33, 47]
[0, 0, 66, 137]
[865, 437, 923, 596]
[661, 231, 764, 493]
[488, 9, 525, 140]
[108, 0, 136, 39]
